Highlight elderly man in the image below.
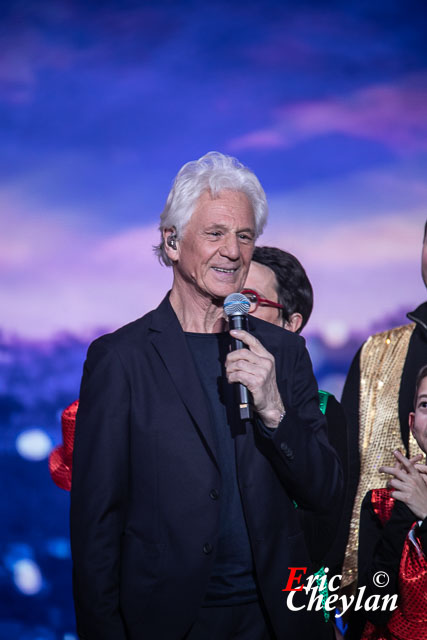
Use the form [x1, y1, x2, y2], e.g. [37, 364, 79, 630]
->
[70, 152, 342, 640]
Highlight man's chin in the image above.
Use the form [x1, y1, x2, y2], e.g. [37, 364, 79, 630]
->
[208, 284, 243, 302]
[207, 272, 246, 297]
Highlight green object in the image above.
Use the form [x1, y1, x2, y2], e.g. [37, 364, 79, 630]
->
[313, 565, 330, 623]
[318, 389, 332, 415]
[294, 390, 333, 622]
[292, 390, 331, 511]
[315, 391, 333, 622]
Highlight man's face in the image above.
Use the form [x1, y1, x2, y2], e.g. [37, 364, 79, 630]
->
[173, 189, 256, 300]
[409, 375, 427, 455]
[422, 230, 427, 288]
[244, 261, 283, 327]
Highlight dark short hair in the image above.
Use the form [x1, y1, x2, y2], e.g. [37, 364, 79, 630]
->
[252, 246, 313, 332]
[414, 364, 427, 409]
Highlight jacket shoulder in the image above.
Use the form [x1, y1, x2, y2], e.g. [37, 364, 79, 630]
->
[249, 315, 304, 350]
[87, 310, 156, 358]
[365, 323, 415, 345]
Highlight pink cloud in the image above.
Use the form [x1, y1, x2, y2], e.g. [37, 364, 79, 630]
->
[259, 212, 426, 337]
[229, 73, 427, 153]
[229, 130, 286, 150]
[0, 180, 424, 339]
[0, 188, 171, 338]
[261, 214, 424, 267]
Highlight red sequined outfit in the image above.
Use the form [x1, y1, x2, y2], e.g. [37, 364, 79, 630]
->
[361, 488, 427, 640]
[48, 399, 79, 491]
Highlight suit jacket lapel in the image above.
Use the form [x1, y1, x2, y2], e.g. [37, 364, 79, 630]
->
[149, 295, 219, 469]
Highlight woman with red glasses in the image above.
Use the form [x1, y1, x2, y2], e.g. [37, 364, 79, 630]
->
[243, 246, 349, 640]
[242, 246, 313, 333]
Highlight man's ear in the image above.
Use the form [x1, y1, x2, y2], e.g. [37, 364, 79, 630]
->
[163, 227, 179, 262]
[284, 313, 303, 333]
[409, 411, 415, 434]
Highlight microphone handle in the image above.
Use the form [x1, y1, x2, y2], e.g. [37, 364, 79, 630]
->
[229, 314, 253, 420]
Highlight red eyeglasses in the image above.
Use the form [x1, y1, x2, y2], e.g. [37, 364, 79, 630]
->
[240, 289, 284, 314]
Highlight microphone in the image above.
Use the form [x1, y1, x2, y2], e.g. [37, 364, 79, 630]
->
[223, 293, 253, 420]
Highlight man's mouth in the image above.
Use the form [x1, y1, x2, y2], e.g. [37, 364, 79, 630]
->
[212, 267, 238, 274]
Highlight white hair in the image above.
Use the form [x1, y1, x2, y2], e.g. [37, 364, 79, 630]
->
[154, 151, 268, 266]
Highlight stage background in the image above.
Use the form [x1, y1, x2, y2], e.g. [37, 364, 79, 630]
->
[1, 1, 426, 638]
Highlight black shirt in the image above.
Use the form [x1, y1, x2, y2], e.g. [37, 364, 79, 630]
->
[185, 332, 257, 606]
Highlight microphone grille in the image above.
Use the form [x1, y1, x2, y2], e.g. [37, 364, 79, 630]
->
[223, 292, 250, 317]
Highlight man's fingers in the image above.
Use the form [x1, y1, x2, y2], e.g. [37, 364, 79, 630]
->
[389, 490, 410, 503]
[379, 465, 401, 475]
[379, 465, 410, 481]
[393, 450, 407, 465]
[226, 348, 261, 365]
[226, 344, 273, 372]
[387, 478, 406, 491]
[384, 453, 423, 474]
[226, 357, 268, 377]
[392, 450, 417, 474]
[227, 370, 258, 389]
[229, 330, 272, 358]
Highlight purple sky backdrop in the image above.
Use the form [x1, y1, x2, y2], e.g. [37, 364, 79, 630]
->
[1, 0, 426, 342]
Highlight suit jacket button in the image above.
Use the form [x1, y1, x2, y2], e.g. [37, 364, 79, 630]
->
[209, 489, 219, 500]
[280, 442, 294, 459]
[203, 543, 213, 554]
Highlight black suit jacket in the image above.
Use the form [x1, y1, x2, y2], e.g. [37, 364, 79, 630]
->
[70, 294, 343, 640]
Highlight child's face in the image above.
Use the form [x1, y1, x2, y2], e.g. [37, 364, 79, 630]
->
[409, 375, 427, 454]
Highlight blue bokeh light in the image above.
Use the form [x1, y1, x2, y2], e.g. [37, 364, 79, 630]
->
[16, 429, 53, 461]
[13, 559, 43, 596]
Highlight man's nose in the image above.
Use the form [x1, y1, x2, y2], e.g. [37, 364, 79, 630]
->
[219, 234, 240, 260]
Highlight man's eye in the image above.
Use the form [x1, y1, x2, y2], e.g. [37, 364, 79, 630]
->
[244, 293, 257, 303]
[238, 233, 252, 241]
[209, 231, 222, 237]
